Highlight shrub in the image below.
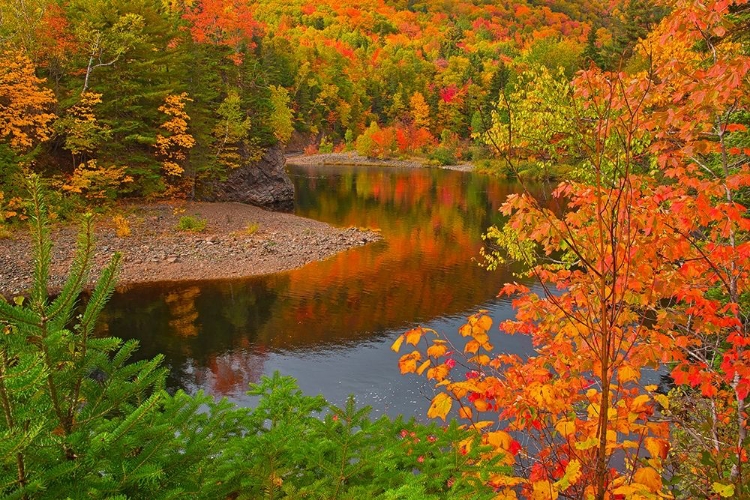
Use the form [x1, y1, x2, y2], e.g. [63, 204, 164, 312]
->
[318, 136, 334, 153]
[113, 214, 131, 237]
[245, 222, 259, 235]
[0, 177, 239, 499]
[177, 214, 207, 232]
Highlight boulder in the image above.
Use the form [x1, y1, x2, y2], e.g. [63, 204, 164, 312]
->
[199, 145, 295, 212]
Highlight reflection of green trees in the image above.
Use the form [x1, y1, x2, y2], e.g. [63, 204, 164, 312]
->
[100, 167, 552, 392]
[99, 279, 284, 390]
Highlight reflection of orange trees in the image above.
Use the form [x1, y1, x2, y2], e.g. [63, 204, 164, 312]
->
[261, 168, 552, 348]
[164, 286, 201, 337]
[196, 343, 267, 396]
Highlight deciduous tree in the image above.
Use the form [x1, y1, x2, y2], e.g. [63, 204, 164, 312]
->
[0, 51, 56, 152]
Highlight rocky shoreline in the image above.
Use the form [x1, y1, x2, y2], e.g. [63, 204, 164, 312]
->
[287, 152, 475, 172]
[0, 201, 380, 298]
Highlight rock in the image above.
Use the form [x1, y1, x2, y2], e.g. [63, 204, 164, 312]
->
[199, 145, 295, 212]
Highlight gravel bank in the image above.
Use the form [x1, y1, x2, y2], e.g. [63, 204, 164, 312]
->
[0, 201, 380, 298]
[287, 152, 474, 171]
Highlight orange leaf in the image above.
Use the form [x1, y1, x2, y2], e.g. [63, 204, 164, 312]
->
[486, 431, 513, 451]
[476, 314, 492, 331]
[459, 406, 473, 419]
[416, 359, 431, 376]
[644, 437, 669, 460]
[617, 364, 640, 384]
[398, 351, 421, 374]
[427, 343, 447, 358]
[405, 327, 424, 345]
[465, 340, 480, 354]
[633, 467, 662, 493]
[427, 364, 449, 381]
[469, 354, 490, 365]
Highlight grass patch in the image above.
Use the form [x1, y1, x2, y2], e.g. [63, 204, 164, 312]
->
[245, 222, 259, 235]
[177, 215, 207, 232]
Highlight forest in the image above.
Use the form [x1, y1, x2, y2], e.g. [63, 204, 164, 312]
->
[1, 0, 749, 498]
[2, 0, 666, 210]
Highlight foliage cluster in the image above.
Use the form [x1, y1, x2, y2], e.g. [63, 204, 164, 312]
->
[395, 0, 750, 497]
[0, 0, 669, 208]
[176, 215, 207, 233]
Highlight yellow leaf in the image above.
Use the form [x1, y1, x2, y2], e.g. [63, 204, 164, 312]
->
[617, 364, 640, 383]
[427, 392, 452, 421]
[493, 489, 518, 500]
[555, 459, 582, 491]
[473, 420, 495, 430]
[555, 420, 575, 437]
[477, 314, 492, 331]
[473, 330, 490, 345]
[417, 360, 431, 376]
[654, 393, 670, 410]
[631, 394, 651, 413]
[486, 431, 513, 451]
[492, 489, 518, 500]
[391, 335, 404, 352]
[531, 480, 558, 500]
[427, 343, 448, 358]
[633, 467, 662, 493]
[490, 475, 526, 487]
[575, 437, 598, 451]
[712, 482, 736, 498]
[405, 327, 424, 345]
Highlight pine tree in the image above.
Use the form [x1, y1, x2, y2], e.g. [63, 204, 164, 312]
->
[0, 176, 241, 499]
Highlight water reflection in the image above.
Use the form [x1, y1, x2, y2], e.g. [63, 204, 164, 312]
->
[99, 166, 553, 416]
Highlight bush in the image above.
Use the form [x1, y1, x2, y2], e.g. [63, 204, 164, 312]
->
[0, 177, 240, 499]
[177, 214, 207, 232]
[429, 146, 457, 166]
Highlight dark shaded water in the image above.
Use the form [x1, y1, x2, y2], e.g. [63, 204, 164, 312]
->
[99, 165, 551, 418]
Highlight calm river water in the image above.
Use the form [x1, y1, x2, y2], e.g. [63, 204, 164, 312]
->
[98, 165, 552, 418]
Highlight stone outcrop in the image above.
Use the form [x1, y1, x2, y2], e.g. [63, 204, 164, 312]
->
[200, 145, 295, 211]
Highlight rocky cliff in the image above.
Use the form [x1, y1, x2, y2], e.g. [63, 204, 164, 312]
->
[199, 145, 295, 212]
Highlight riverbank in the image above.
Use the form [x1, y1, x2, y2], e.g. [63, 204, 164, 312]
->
[0, 201, 380, 298]
[287, 152, 474, 172]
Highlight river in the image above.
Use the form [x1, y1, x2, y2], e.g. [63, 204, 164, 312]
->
[98, 164, 553, 418]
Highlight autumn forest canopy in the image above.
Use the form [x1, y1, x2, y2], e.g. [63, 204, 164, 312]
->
[1, 0, 670, 207]
[1, 0, 750, 498]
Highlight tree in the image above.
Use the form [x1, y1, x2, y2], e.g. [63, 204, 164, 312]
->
[0, 177, 239, 498]
[268, 85, 294, 145]
[395, 1, 749, 497]
[56, 91, 110, 168]
[409, 91, 431, 130]
[212, 90, 254, 171]
[73, 13, 145, 93]
[156, 92, 195, 180]
[0, 50, 56, 152]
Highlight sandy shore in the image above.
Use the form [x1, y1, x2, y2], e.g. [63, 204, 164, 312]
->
[287, 152, 474, 172]
[0, 201, 380, 298]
